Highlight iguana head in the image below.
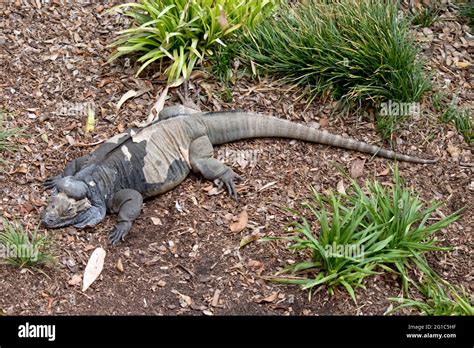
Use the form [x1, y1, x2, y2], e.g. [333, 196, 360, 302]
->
[42, 177, 92, 228]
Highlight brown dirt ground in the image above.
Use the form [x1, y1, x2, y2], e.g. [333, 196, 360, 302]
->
[0, 1, 472, 315]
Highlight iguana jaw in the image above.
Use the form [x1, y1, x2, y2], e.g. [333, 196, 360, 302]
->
[42, 192, 92, 228]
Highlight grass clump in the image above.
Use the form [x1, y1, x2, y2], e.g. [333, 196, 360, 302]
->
[108, 0, 279, 85]
[268, 166, 461, 302]
[208, 42, 239, 101]
[0, 219, 55, 268]
[0, 112, 22, 153]
[410, 4, 440, 27]
[459, 0, 474, 30]
[241, 0, 430, 107]
[389, 280, 474, 316]
[440, 100, 473, 143]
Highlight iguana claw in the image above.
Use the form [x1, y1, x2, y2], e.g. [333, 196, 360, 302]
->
[109, 221, 132, 246]
[217, 170, 243, 201]
[43, 175, 62, 190]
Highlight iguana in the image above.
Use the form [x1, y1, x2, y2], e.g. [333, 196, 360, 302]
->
[42, 106, 436, 245]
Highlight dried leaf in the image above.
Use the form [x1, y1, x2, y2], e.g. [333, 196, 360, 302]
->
[84, 105, 95, 133]
[230, 210, 248, 233]
[84, 244, 95, 252]
[150, 217, 162, 226]
[247, 260, 263, 268]
[336, 179, 346, 194]
[259, 292, 278, 303]
[259, 181, 277, 192]
[350, 159, 365, 178]
[172, 290, 192, 308]
[207, 187, 223, 196]
[447, 145, 460, 158]
[65, 135, 76, 146]
[116, 90, 138, 111]
[319, 117, 329, 128]
[377, 168, 390, 176]
[82, 247, 106, 292]
[240, 234, 260, 248]
[68, 274, 82, 286]
[116, 258, 124, 273]
[211, 289, 221, 307]
[218, 9, 228, 29]
[12, 163, 28, 174]
[456, 61, 470, 68]
[40, 133, 49, 143]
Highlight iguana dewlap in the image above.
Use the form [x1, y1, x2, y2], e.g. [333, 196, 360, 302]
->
[42, 106, 436, 245]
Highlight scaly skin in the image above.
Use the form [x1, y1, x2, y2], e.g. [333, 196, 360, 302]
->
[42, 106, 436, 245]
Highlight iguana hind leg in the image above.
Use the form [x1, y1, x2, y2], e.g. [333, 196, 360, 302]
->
[189, 136, 243, 200]
[107, 189, 143, 245]
[158, 104, 200, 121]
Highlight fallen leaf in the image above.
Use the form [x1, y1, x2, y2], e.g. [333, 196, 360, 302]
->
[258, 181, 277, 192]
[157, 280, 166, 287]
[172, 290, 192, 308]
[84, 244, 95, 252]
[230, 210, 248, 233]
[137, 86, 169, 127]
[350, 159, 365, 179]
[82, 247, 106, 292]
[218, 9, 228, 29]
[207, 187, 223, 196]
[68, 274, 82, 286]
[65, 135, 76, 146]
[116, 258, 124, 273]
[377, 168, 390, 176]
[287, 187, 296, 198]
[239, 234, 260, 248]
[319, 117, 329, 128]
[336, 179, 346, 194]
[116, 90, 138, 111]
[97, 78, 113, 88]
[247, 260, 263, 268]
[150, 217, 162, 226]
[456, 61, 470, 68]
[84, 105, 95, 133]
[259, 292, 279, 303]
[12, 163, 28, 174]
[211, 289, 221, 307]
[447, 145, 460, 158]
[40, 133, 49, 143]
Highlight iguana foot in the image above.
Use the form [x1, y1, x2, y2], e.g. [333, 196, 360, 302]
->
[43, 175, 62, 190]
[109, 221, 132, 246]
[217, 170, 243, 201]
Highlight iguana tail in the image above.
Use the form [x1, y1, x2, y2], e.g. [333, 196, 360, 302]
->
[202, 112, 436, 164]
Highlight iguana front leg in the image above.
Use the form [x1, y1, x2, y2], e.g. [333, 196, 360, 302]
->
[44, 155, 91, 189]
[189, 136, 243, 200]
[107, 189, 143, 245]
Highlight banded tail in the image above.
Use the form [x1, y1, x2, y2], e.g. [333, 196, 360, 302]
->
[202, 112, 436, 164]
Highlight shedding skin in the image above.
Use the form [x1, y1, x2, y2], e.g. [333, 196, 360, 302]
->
[43, 105, 436, 245]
